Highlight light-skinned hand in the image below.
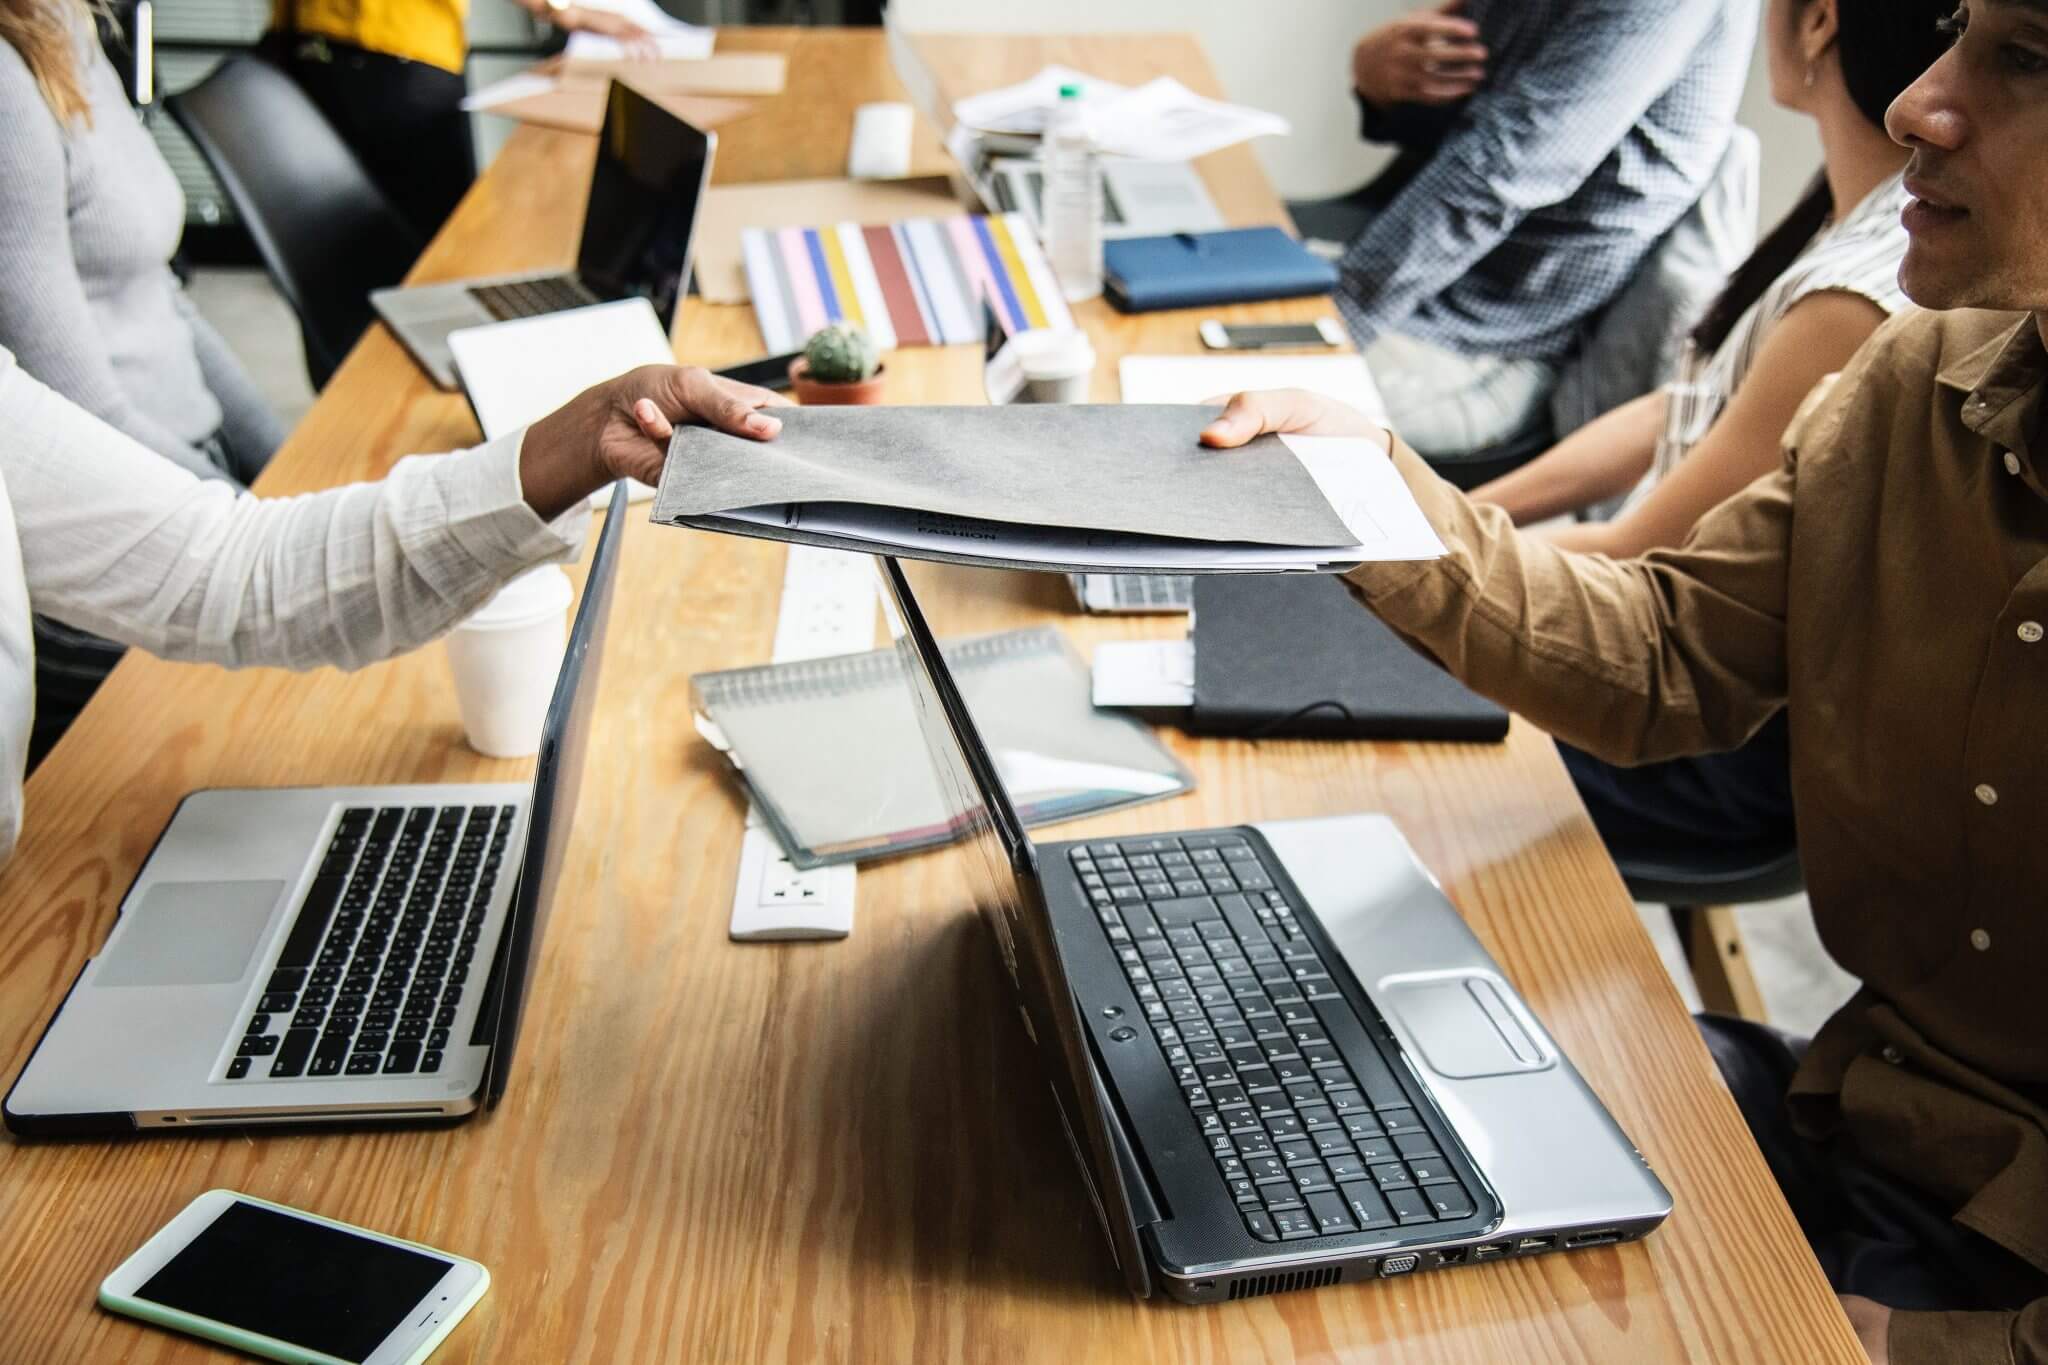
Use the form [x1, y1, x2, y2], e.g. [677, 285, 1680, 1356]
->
[1352, 0, 1488, 108]
[520, 365, 789, 520]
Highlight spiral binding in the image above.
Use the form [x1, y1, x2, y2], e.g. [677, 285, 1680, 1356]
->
[693, 626, 1066, 711]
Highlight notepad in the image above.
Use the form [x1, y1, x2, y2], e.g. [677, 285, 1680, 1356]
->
[691, 627, 1193, 867]
[741, 213, 1072, 353]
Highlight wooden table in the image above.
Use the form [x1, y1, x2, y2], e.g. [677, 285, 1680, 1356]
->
[0, 28, 1863, 1365]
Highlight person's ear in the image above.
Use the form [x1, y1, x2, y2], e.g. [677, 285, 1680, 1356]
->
[1801, 0, 1841, 74]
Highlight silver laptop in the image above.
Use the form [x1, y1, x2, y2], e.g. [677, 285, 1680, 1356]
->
[877, 557, 1670, 1301]
[373, 81, 715, 391]
[1066, 572, 1194, 615]
[990, 156, 1225, 240]
[4, 486, 632, 1135]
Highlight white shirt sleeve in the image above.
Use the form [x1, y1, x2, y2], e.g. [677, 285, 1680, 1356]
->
[0, 349, 591, 671]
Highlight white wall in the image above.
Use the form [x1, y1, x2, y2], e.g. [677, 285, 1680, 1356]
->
[892, 0, 1823, 228]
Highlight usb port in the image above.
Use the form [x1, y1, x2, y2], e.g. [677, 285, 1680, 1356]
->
[1516, 1235, 1556, 1253]
[1472, 1242, 1509, 1259]
[1566, 1228, 1622, 1248]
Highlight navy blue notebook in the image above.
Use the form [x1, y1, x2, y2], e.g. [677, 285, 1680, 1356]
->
[1103, 227, 1338, 313]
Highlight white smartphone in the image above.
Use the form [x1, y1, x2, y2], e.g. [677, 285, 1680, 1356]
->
[1199, 318, 1346, 350]
[99, 1190, 489, 1365]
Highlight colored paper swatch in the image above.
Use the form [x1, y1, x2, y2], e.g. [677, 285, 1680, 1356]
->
[741, 213, 1073, 353]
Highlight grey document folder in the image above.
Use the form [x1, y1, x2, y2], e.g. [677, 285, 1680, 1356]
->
[691, 627, 1193, 867]
[652, 404, 1394, 573]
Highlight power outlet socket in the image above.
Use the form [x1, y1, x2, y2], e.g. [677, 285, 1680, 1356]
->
[729, 824, 855, 941]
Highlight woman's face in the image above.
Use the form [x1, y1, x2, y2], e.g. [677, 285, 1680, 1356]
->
[1766, 0, 1815, 109]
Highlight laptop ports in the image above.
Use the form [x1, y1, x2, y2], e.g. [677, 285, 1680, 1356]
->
[1435, 1248, 1467, 1266]
[1471, 1242, 1509, 1259]
[1565, 1228, 1622, 1248]
[1516, 1235, 1556, 1254]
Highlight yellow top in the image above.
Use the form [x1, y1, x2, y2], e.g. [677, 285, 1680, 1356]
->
[272, 0, 471, 75]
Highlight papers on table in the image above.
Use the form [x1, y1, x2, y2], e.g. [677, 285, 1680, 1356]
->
[1119, 353, 1388, 421]
[462, 72, 554, 112]
[1083, 78, 1290, 163]
[561, 0, 713, 62]
[447, 298, 674, 503]
[949, 65, 1286, 161]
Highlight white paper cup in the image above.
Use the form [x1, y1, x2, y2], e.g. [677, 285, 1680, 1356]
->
[1015, 330, 1096, 404]
[442, 566, 574, 758]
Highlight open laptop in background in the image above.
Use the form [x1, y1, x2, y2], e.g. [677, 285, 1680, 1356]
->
[374, 81, 716, 390]
[4, 485, 632, 1136]
[875, 557, 1670, 1301]
[989, 156, 1224, 241]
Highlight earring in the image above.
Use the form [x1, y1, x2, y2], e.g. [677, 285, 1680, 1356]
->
[1804, 63, 1817, 89]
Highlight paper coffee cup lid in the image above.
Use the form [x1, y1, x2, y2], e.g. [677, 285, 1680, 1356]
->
[461, 565, 573, 632]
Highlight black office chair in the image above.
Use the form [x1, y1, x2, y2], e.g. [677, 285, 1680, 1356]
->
[167, 58, 422, 390]
[1614, 839, 1803, 1024]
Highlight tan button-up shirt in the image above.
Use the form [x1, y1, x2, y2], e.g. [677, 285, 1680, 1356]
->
[1344, 307, 2048, 1364]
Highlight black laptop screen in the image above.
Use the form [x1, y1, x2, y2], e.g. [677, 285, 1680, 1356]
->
[479, 483, 629, 1107]
[875, 558, 1152, 1295]
[577, 82, 714, 328]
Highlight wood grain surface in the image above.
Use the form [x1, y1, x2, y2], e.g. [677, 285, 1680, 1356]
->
[0, 28, 1863, 1365]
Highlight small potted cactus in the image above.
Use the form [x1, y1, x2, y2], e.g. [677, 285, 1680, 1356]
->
[789, 322, 886, 405]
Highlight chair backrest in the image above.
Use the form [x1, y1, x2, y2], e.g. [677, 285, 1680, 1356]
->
[167, 58, 422, 390]
[1548, 126, 1762, 442]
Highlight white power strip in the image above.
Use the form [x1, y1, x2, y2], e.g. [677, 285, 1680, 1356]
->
[728, 548, 876, 941]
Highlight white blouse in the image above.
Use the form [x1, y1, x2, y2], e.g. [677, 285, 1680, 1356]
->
[1620, 171, 1912, 517]
[0, 346, 589, 865]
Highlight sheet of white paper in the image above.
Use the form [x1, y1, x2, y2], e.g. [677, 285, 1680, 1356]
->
[1279, 434, 1447, 561]
[1119, 354, 1387, 422]
[461, 72, 556, 112]
[1080, 77, 1288, 162]
[995, 749, 1185, 799]
[563, 0, 714, 60]
[714, 502, 1400, 571]
[448, 298, 675, 504]
[952, 64, 1127, 135]
[1091, 640, 1195, 710]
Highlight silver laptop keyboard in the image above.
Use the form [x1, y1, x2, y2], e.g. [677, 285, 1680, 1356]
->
[1070, 833, 1477, 1242]
[1108, 575, 1194, 611]
[225, 804, 513, 1083]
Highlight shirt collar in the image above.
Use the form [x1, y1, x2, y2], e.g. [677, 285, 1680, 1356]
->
[1938, 314, 2047, 467]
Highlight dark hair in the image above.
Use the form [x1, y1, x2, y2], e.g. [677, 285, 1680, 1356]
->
[1690, 0, 1952, 352]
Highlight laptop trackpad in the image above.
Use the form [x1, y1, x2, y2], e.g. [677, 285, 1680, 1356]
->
[92, 880, 283, 988]
[1382, 977, 1552, 1078]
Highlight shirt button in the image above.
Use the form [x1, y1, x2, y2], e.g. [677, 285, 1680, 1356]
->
[2005, 451, 2023, 476]
[1975, 783, 2000, 806]
[2021, 622, 2044, 644]
[1971, 928, 1992, 951]
[1881, 1044, 1904, 1065]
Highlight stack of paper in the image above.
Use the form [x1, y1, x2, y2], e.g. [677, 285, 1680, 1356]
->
[652, 404, 1444, 573]
[948, 65, 1286, 162]
[741, 212, 1071, 353]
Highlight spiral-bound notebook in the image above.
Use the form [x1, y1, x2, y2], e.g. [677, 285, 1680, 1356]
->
[691, 627, 1194, 867]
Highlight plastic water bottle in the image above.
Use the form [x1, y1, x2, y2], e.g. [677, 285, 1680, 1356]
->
[1043, 83, 1103, 302]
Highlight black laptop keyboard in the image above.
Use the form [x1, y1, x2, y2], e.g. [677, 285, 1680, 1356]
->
[225, 804, 514, 1083]
[1070, 833, 1478, 1243]
[469, 275, 599, 322]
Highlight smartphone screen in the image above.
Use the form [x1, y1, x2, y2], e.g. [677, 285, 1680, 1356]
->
[714, 351, 801, 391]
[133, 1200, 454, 1363]
[1213, 323, 1334, 348]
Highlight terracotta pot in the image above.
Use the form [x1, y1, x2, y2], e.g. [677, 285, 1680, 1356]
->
[789, 356, 887, 406]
